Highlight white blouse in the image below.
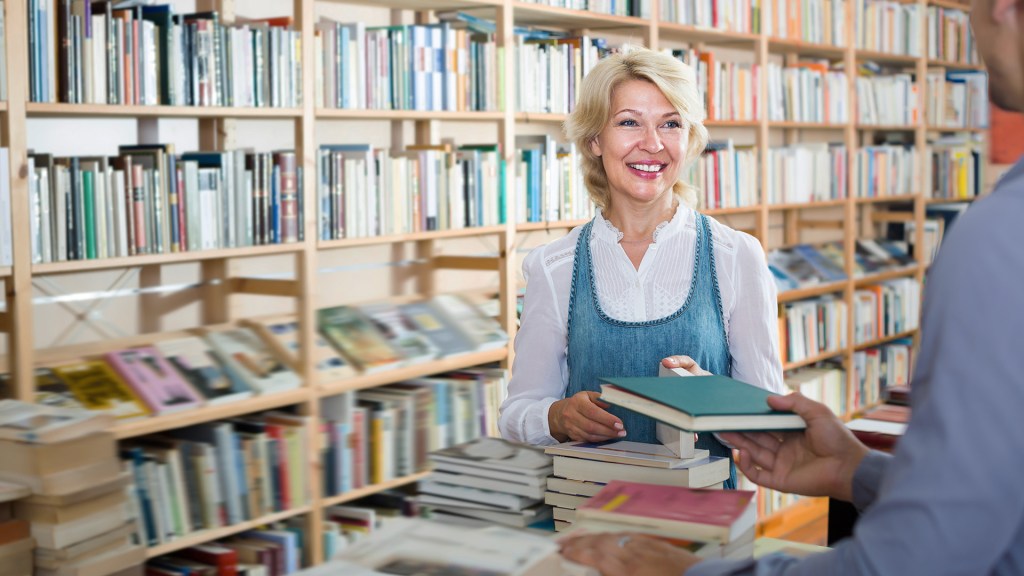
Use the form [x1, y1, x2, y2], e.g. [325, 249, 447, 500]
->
[498, 205, 786, 445]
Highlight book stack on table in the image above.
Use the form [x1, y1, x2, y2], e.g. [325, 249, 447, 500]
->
[415, 437, 555, 528]
[543, 424, 730, 532]
[0, 401, 144, 576]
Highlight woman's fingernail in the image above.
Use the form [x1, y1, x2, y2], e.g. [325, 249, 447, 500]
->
[618, 430, 627, 437]
[668, 358, 678, 365]
[614, 422, 623, 430]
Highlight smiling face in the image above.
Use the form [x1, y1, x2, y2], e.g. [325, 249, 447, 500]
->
[589, 79, 689, 211]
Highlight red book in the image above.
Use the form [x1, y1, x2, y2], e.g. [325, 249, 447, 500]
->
[576, 481, 756, 543]
[176, 544, 239, 576]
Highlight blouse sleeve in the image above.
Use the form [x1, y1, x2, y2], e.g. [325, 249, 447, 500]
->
[725, 233, 786, 394]
[498, 245, 571, 445]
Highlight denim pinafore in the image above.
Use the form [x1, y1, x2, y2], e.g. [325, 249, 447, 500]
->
[565, 213, 737, 488]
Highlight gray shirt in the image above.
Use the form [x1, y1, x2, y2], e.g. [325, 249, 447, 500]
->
[690, 158, 1024, 576]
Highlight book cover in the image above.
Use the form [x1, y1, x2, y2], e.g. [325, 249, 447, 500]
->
[428, 294, 508, 351]
[245, 316, 358, 384]
[203, 328, 302, 395]
[398, 300, 476, 357]
[358, 302, 440, 365]
[104, 347, 205, 415]
[428, 436, 552, 476]
[318, 306, 405, 373]
[600, 375, 807, 432]
[154, 336, 254, 405]
[544, 440, 710, 470]
[576, 480, 756, 543]
[0, 400, 115, 444]
[0, 368, 87, 411]
[50, 361, 150, 421]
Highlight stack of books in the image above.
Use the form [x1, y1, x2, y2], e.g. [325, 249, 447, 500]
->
[0, 481, 32, 576]
[0, 401, 144, 576]
[147, 528, 301, 576]
[560, 480, 758, 560]
[543, 424, 730, 532]
[415, 437, 554, 528]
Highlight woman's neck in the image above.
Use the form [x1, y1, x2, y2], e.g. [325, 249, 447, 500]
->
[604, 199, 678, 243]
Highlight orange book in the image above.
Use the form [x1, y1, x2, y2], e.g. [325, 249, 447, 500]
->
[698, 52, 716, 120]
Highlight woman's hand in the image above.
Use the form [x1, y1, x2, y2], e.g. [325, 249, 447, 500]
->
[661, 355, 711, 376]
[560, 533, 703, 576]
[719, 393, 870, 502]
[548, 391, 626, 443]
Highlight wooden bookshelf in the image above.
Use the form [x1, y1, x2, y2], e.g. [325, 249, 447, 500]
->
[927, 59, 984, 70]
[321, 471, 431, 507]
[757, 497, 829, 539]
[928, 0, 971, 9]
[783, 348, 847, 372]
[854, 329, 919, 351]
[0, 0, 987, 564]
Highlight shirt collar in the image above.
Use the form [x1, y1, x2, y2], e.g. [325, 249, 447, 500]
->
[592, 203, 692, 245]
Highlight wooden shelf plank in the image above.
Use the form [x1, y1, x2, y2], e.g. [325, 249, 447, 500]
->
[769, 122, 849, 130]
[0, 266, 10, 278]
[855, 194, 919, 204]
[320, 471, 431, 508]
[25, 103, 303, 118]
[113, 389, 313, 440]
[768, 199, 848, 210]
[855, 50, 920, 65]
[517, 219, 589, 232]
[658, 22, 760, 44]
[319, 348, 509, 396]
[854, 265, 920, 287]
[778, 280, 848, 303]
[927, 58, 984, 70]
[317, 108, 505, 121]
[515, 112, 567, 123]
[927, 196, 975, 204]
[926, 125, 987, 133]
[783, 348, 847, 371]
[757, 497, 828, 538]
[32, 244, 304, 276]
[319, 226, 507, 250]
[856, 124, 918, 131]
[706, 119, 762, 128]
[511, 2, 650, 29]
[145, 506, 313, 559]
[703, 205, 763, 215]
[854, 329, 917, 351]
[317, 0, 502, 9]
[0, 101, 7, 112]
[928, 0, 971, 10]
[767, 37, 847, 58]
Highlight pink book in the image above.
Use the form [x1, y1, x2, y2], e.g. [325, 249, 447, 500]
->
[103, 347, 205, 415]
[576, 480, 757, 543]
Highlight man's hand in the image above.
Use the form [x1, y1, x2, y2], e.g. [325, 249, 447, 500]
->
[560, 533, 703, 576]
[720, 393, 870, 502]
[548, 391, 625, 443]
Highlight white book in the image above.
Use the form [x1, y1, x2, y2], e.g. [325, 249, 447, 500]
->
[427, 470, 545, 500]
[544, 441, 709, 470]
[0, 148, 11, 266]
[418, 480, 540, 512]
[553, 454, 730, 489]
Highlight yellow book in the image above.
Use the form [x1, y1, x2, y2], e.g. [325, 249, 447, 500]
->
[51, 361, 150, 421]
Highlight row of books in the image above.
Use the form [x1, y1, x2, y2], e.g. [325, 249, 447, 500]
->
[929, 136, 984, 199]
[764, 143, 848, 204]
[314, 19, 498, 113]
[0, 294, 507, 420]
[685, 140, 759, 210]
[926, 70, 989, 129]
[856, 70, 917, 126]
[890, 201, 969, 264]
[146, 528, 303, 576]
[670, 49, 759, 122]
[855, 0, 922, 56]
[767, 239, 915, 290]
[761, 0, 847, 46]
[766, 62, 849, 124]
[853, 278, 921, 344]
[514, 35, 613, 115]
[521, 0, 652, 17]
[785, 363, 848, 418]
[852, 339, 912, 410]
[320, 370, 506, 496]
[855, 143, 917, 198]
[779, 296, 848, 363]
[515, 135, 593, 224]
[28, 147, 302, 265]
[121, 412, 311, 546]
[927, 6, 978, 65]
[661, 0, 758, 33]
[316, 143, 504, 241]
[28, 3, 301, 107]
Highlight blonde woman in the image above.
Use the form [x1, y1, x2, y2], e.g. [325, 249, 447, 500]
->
[498, 47, 784, 488]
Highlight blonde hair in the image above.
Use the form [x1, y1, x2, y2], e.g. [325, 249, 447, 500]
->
[563, 46, 708, 210]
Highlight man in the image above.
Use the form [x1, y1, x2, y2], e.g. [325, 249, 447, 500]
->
[559, 0, 1024, 573]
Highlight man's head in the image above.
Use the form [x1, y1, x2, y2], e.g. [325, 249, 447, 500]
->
[972, 0, 1024, 111]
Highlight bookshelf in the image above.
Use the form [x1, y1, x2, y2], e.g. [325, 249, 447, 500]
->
[0, 0, 986, 568]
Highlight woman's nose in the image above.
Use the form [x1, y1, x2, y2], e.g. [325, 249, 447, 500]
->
[639, 126, 663, 153]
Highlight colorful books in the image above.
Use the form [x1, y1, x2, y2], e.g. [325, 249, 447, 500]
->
[204, 328, 303, 395]
[576, 480, 757, 544]
[318, 306, 405, 373]
[50, 361, 151, 421]
[154, 336, 255, 405]
[358, 303, 440, 365]
[600, 375, 807, 432]
[104, 347, 205, 415]
[246, 315, 358, 384]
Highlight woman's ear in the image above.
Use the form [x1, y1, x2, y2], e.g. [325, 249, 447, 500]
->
[589, 136, 602, 157]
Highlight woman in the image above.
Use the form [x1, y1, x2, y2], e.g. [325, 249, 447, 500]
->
[498, 47, 784, 488]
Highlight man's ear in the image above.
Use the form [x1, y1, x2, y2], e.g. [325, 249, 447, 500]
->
[992, 0, 1018, 21]
[589, 137, 602, 157]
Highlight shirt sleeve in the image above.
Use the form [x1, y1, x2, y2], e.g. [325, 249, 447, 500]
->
[686, 197, 1024, 575]
[498, 245, 569, 445]
[724, 233, 786, 394]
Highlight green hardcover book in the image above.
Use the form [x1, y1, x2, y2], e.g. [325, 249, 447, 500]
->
[599, 375, 806, 432]
[82, 170, 96, 259]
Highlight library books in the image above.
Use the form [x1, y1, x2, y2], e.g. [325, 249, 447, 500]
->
[428, 294, 508, 352]
[0, 369, 87, 411]
[103, 347, 205, 416]
[34, 543, 144, 576]
[203, 327, 302, 395]
[246, 316, 359, 384]
[545, 440, 709, 470]
[553, 453, 730, 489]
[855, 0, 922, 56]
[575, 480, 757, 545]
[318, 306, 405, 374]
[429, 436, 553, 476]
[154, 336, 255, 406]
[0, 147, 10, 267]
[599, 375, 807, 432]
[49, 361, 151, 421]
[358, 303, 440, 365]
[0, 400, 115, 444]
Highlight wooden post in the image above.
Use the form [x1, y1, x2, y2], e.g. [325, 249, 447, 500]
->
[756, 35, 770, 247]
[497, 1, 518, 368]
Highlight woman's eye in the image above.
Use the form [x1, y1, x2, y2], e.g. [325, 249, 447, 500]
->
[617, 119, 639, 127]
[663, 120, 682, 129]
